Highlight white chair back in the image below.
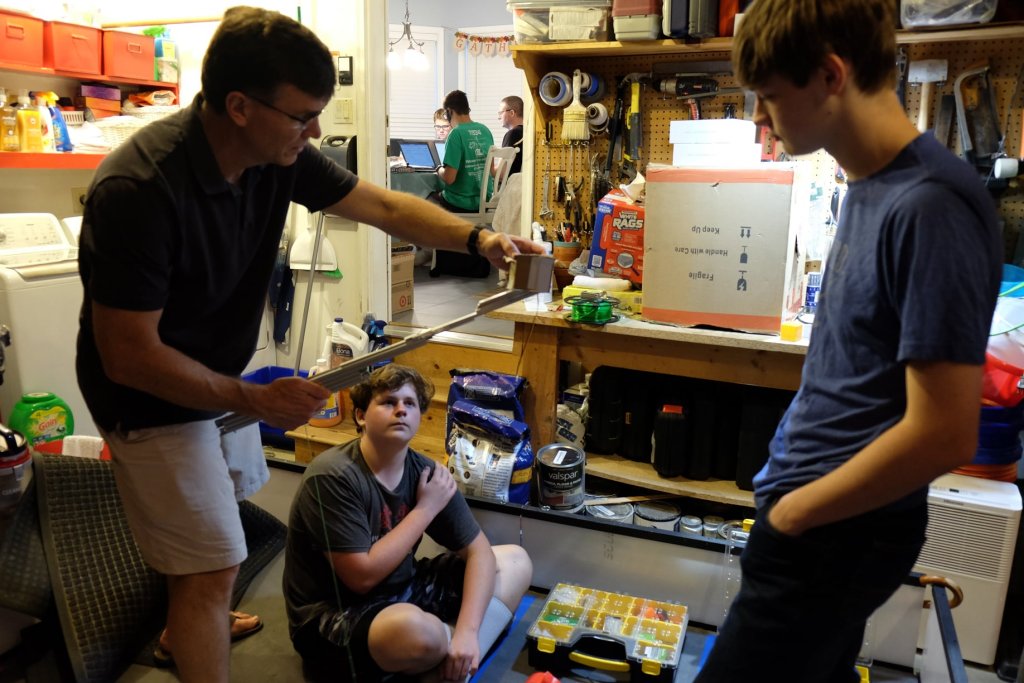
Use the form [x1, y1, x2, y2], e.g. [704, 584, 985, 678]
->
[473, 145, 518, 225]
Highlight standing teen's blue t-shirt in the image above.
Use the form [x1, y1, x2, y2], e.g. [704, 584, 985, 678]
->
[754, 134, 1002, 510]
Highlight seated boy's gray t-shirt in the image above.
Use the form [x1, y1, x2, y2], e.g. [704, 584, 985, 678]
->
[754, 134, 1002, 510]
[284, 439, 480, 636]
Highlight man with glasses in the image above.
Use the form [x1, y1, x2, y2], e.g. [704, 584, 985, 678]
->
[498, 96, 523, 175]
[76, 7, 540, 683]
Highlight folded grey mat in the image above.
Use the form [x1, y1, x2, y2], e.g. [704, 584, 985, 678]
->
[34, 454, 166, 683]
[0, 478, 51, 619]
[0, 454, 288, 681]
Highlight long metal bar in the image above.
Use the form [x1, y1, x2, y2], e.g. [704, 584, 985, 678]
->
[216, 255, 554, 434]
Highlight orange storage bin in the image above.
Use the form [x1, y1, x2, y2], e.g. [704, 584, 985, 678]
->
[0, 10, 44, 67]
[102, 30, 154, 80]
[44, 21, 101, 74]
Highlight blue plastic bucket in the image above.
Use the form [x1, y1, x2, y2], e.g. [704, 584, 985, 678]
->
[241, 366, 308, 448]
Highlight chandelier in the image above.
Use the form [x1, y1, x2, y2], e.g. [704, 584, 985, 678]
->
[387, 0, 428, 71]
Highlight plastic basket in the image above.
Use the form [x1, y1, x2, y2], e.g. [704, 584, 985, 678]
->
[94, 116, 148, 149]
[61, 110, 85, 126]
[241, 365, 309, 448]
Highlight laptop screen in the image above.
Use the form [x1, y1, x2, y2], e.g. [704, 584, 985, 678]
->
[399, 141, 437, 169]
[434, 141, 446, 163]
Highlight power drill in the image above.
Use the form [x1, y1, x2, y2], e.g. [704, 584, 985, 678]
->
[653, 76, 720, 98]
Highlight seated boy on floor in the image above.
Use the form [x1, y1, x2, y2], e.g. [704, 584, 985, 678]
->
[284, 364, 533, 681]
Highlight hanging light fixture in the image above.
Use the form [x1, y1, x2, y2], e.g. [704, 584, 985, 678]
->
[387, 0, 428, 72]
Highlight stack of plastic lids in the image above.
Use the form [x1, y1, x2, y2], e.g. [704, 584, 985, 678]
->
[954, 404, 1024, 482]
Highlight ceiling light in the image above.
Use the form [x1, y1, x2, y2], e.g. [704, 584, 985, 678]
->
[388, 0, 426, 72]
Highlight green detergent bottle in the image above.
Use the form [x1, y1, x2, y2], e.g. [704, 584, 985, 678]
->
[8, 392, 74, 446]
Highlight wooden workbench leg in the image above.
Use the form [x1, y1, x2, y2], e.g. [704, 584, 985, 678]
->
[515, 323, 560, 448]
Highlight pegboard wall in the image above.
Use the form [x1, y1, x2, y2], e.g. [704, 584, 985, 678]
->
[524, 32, 1024, 261]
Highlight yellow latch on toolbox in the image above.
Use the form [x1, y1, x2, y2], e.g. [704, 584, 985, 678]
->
[641, 659, 663, 676]
[538, 636, 556, 654]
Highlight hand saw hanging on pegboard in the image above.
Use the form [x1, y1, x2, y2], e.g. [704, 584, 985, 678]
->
[622, 76, 643, 182]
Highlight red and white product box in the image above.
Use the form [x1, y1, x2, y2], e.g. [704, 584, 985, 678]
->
[643, 163, 808, 334]
[588, 189, 645, 286]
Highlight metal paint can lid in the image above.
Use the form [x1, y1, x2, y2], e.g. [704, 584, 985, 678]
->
[634, 501, 681, 530]
[586, 502, 634, 523]
[537, 442, 585, 468]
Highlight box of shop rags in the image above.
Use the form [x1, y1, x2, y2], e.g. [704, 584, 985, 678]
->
[643, 163, 808, 334]
[588, 189, 645, 286]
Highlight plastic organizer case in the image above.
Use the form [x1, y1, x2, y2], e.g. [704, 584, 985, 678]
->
[527, 582, 688, 682]
[507, 0, 612, 43]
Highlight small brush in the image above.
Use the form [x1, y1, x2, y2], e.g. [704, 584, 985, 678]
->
[561, 69, 590, 142]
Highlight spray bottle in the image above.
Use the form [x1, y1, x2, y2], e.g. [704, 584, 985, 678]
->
[42, 92, 72, 152]
[34, 93, 54, 153]
[307, 357, 342, 426]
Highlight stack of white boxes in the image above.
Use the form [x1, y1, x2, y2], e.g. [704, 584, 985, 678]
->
[669, 119, 761, 167]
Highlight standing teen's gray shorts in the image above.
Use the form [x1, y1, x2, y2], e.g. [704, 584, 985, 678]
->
[102, 420, 268, 575]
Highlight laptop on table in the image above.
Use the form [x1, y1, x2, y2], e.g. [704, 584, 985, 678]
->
[396, 139, 441, 170]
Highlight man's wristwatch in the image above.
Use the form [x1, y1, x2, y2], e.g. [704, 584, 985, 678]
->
[466, 224, 490, 257]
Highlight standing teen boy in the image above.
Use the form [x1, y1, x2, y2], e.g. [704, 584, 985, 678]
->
[284, 365, 532, 681]
[696, 1, 1001, 681]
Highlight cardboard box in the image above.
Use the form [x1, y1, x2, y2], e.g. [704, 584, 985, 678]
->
[588, 189, 645, 286]
[671, 142, 762, 167]
[392, 280, 414, 314]
[643, 163, 808, 334]
[75, 96, 120, 112]
[391, 251, 414, 284]
[78, 84, 121, 100]
[668, 119, 756, 145]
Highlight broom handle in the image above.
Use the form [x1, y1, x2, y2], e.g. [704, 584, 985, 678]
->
[293, 212, 325, 377]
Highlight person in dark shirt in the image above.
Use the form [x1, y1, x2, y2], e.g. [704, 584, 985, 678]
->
[694, 1, 1001, 681]
[498, 95, 523, 175]
[77, 7, 541, 682]
[285, 365, 532, 681]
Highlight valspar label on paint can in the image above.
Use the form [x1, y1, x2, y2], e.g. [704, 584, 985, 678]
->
[536, 443, 585, 509]
[634, 501, 681, 530]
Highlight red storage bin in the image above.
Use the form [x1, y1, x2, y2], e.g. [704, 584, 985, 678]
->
[0, 10, 44, 67]
[44, 21, 101, 74]
[102, 30, 154, 80]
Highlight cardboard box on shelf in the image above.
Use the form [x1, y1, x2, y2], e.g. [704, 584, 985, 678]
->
[589, 189, 645, 286]
[391, 251, 414, 284]
[392, 279, 414, 314]
[643, 163, 808, 334]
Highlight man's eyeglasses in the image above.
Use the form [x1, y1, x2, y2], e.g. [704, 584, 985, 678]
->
[434, 124, 451, 131]
[497, 108, 512, 115]
[247, 93, 322, 129]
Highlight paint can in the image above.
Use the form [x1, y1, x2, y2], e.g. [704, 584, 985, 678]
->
[586, 502, 635, 524]
[634, 501, 681, 530]
[536, 443, 586, 510]
[703, 515, 725, 539]
[678, 515, 703, 536]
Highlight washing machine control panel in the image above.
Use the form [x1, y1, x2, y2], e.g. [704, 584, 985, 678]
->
[0, 214, 76, 269]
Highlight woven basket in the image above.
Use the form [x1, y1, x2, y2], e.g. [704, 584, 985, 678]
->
[94, 116, 148, 149]
[122, 105, 179, 123]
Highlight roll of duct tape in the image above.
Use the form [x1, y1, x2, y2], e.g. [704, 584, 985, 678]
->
[587, 102, 608, 127]
[580, 72, 605, 103]
[539, 72, 572, 107]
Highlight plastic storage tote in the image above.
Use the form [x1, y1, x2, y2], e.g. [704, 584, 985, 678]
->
[507, 0, 612, 43]
[901, 0, 997, 28]
[242, 366, 309, 448]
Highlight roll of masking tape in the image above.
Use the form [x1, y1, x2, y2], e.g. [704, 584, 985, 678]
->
[587, 102, 608, 127]
[539, 72, 572, 107]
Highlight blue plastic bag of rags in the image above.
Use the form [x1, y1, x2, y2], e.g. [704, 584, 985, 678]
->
[446, 399, 533, 504]
[445, 370, 527, 440]
[241, 366, 309, 448]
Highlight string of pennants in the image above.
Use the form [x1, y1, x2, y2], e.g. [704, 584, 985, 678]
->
[453, 32, 516, 56]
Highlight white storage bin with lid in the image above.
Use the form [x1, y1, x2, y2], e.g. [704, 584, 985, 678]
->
[507, 0, 612, 43]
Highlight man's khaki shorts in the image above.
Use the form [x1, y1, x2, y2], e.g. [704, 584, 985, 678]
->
[102, 420, 268, 575]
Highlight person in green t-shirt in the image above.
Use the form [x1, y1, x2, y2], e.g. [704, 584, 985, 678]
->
[430, 90, 493, 212]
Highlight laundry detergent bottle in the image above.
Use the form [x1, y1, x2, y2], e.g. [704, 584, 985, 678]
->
[308, 357, 342, 426]
[329, 318, 368, 420]
[8, 392, 74, 445]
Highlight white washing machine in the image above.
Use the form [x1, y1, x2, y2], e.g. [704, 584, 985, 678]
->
[0, 213, 96, 437]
